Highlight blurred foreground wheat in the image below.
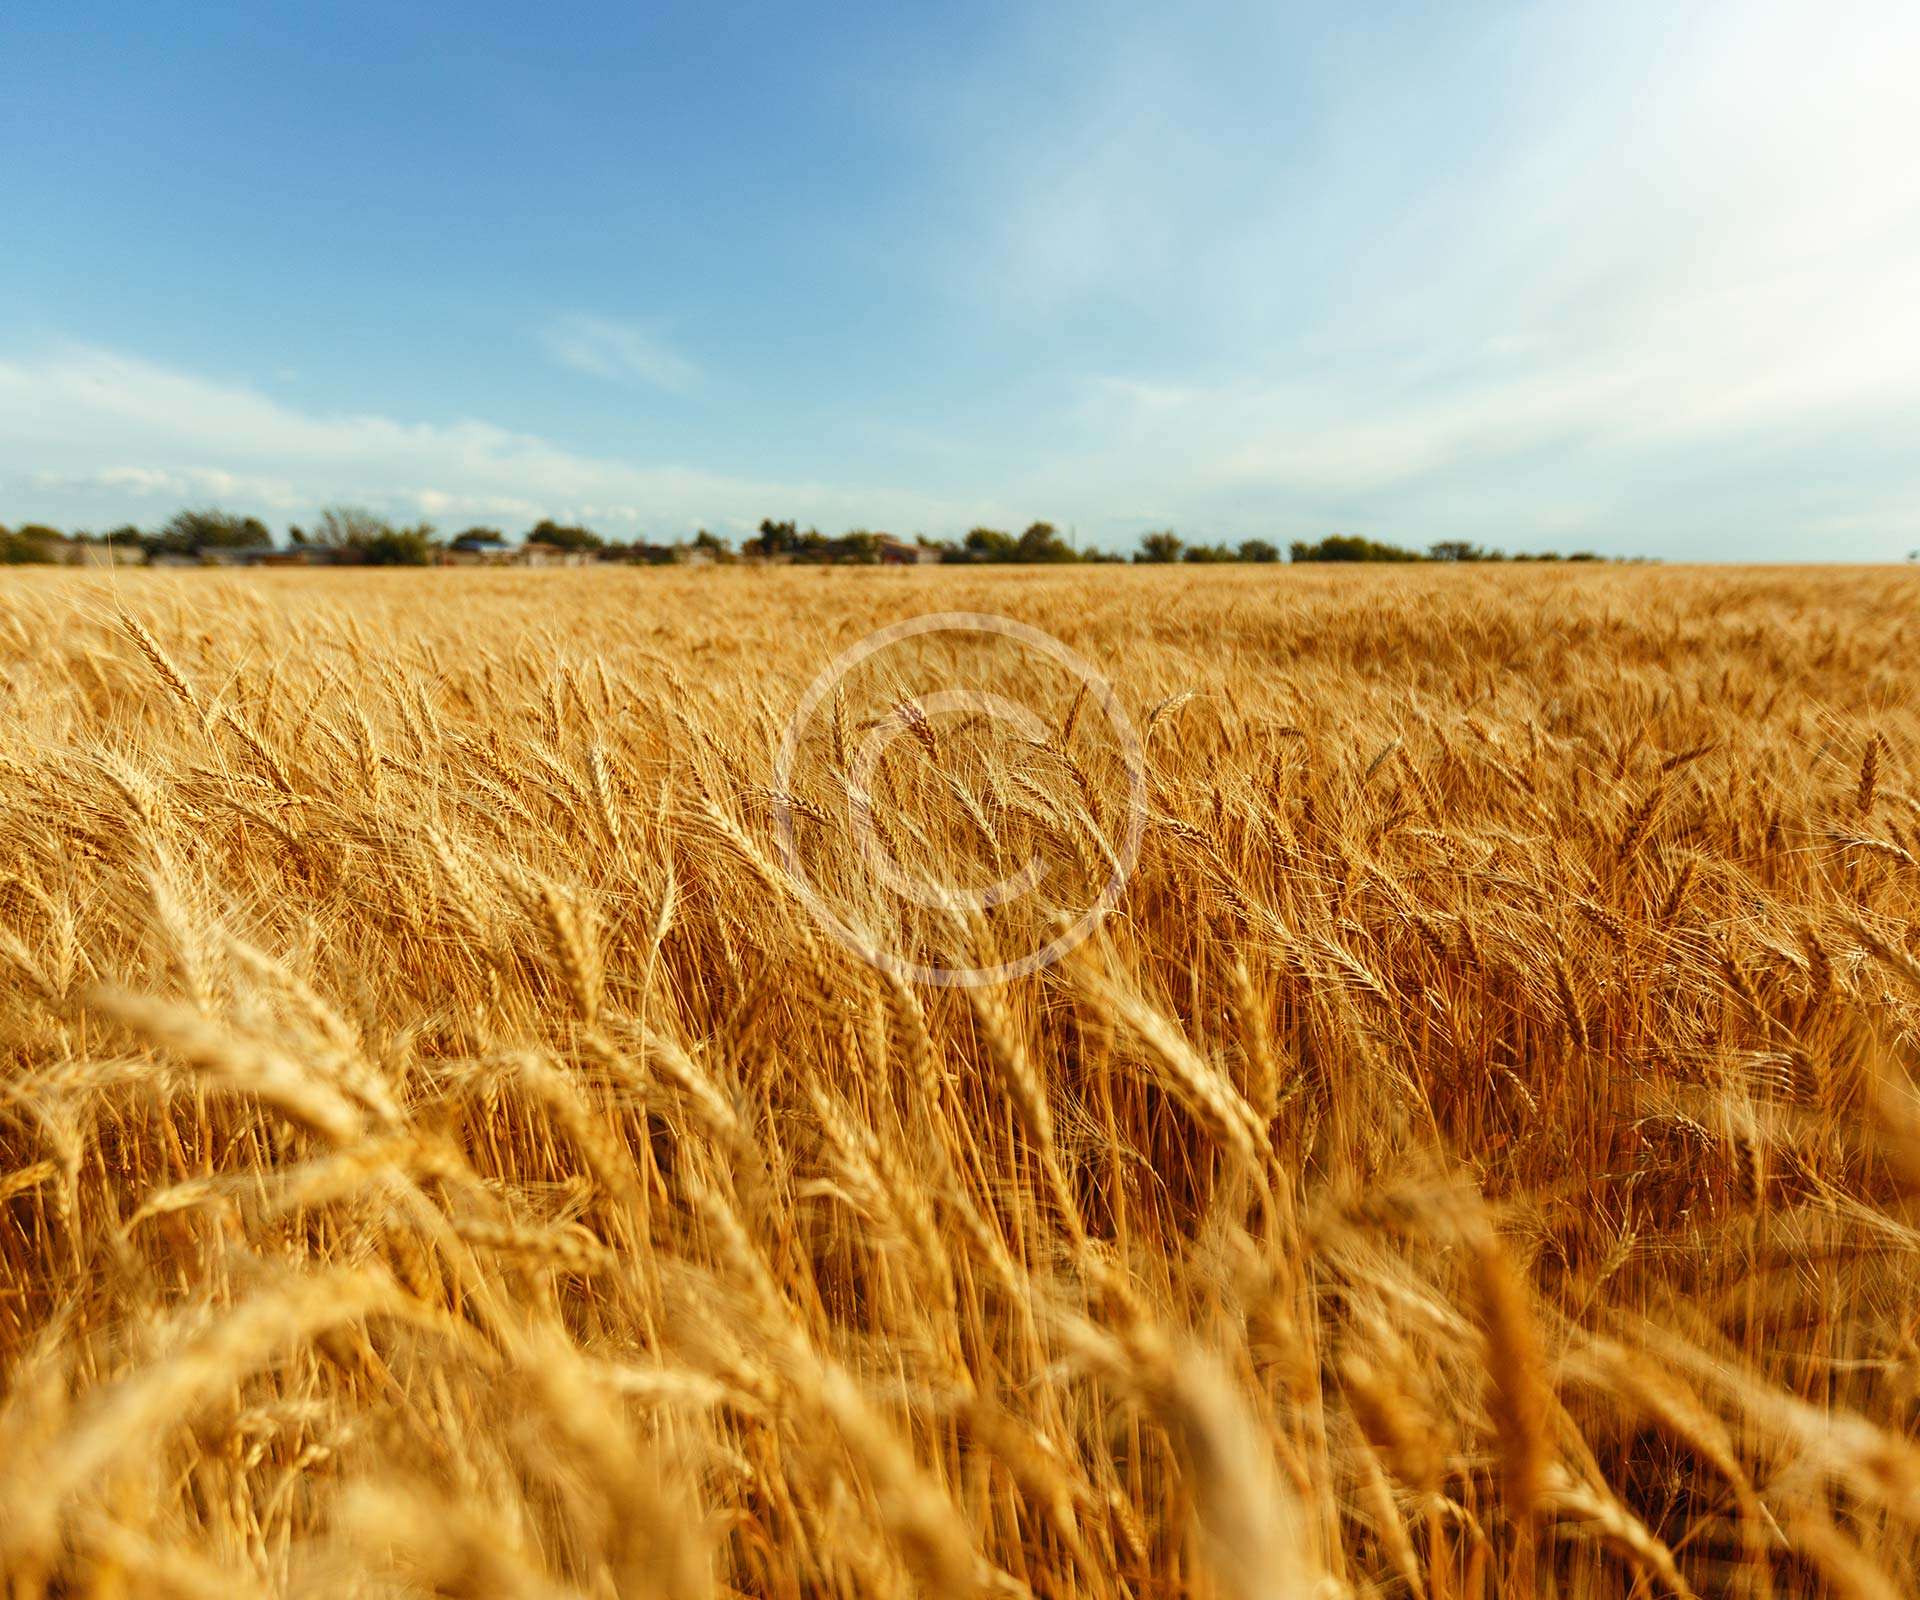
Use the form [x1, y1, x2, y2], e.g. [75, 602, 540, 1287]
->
[1, 563, 1917, 1599]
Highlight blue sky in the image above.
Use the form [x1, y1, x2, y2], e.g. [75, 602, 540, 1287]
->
[5, 0, 1918, 558]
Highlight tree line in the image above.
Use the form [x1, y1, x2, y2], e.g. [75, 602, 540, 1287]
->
[741, 521, 1284, 564]
[1291, 535, 1608, 562]
[0, 507, 1614, 566]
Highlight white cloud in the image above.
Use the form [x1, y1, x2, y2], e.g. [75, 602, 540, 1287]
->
[539, 315, 702, 392]
[919, 0, 1920, 557]
[0, 344, 990, 537]
[32, 464, 304, 507]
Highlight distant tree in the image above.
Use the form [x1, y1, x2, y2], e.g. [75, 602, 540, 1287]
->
[363, 521, 439, 565]
[152, 509, 271, 555]
[743, 518, 800, 558]
[692, 529, 730, 554]
[1135, 530, 1184, 564]
[1015, 521, 1077, 563]
[595, 539, 661, 564]
[308, 506, 390, 549]
[1237, 539, 1280, 563]
[1429, 540, 1491, 562]
[0, 524, 57, 564]
[962, 527, 1017, 562]
[452, 525, 507, 547]
[303, 506, 438, 563]
[526, 518, 602, 552]
[1182, 543, 1236, 563]
[1288, 535, 1424, 563]
[831, 530, 883, 564]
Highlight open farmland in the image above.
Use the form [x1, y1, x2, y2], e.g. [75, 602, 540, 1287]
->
[1, 563, 1918, 1598]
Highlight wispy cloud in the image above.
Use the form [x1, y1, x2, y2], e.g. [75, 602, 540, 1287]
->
[539, 315, 702, 392]
[31, 465, 301, 505]
[0, 344, 992, 537]
[895, 0, 1920, 557]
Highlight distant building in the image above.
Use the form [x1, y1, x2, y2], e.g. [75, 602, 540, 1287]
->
[517, 541, 593, 568]
[51, 537, 144, 567]
[443, 533, 516, 566]
[876, 535, 941, 566]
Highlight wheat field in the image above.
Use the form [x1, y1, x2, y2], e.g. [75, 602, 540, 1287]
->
[1, 563, 1917, 1599]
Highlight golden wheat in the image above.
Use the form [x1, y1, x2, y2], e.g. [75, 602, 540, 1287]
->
[0, 561, 1915, 1597]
